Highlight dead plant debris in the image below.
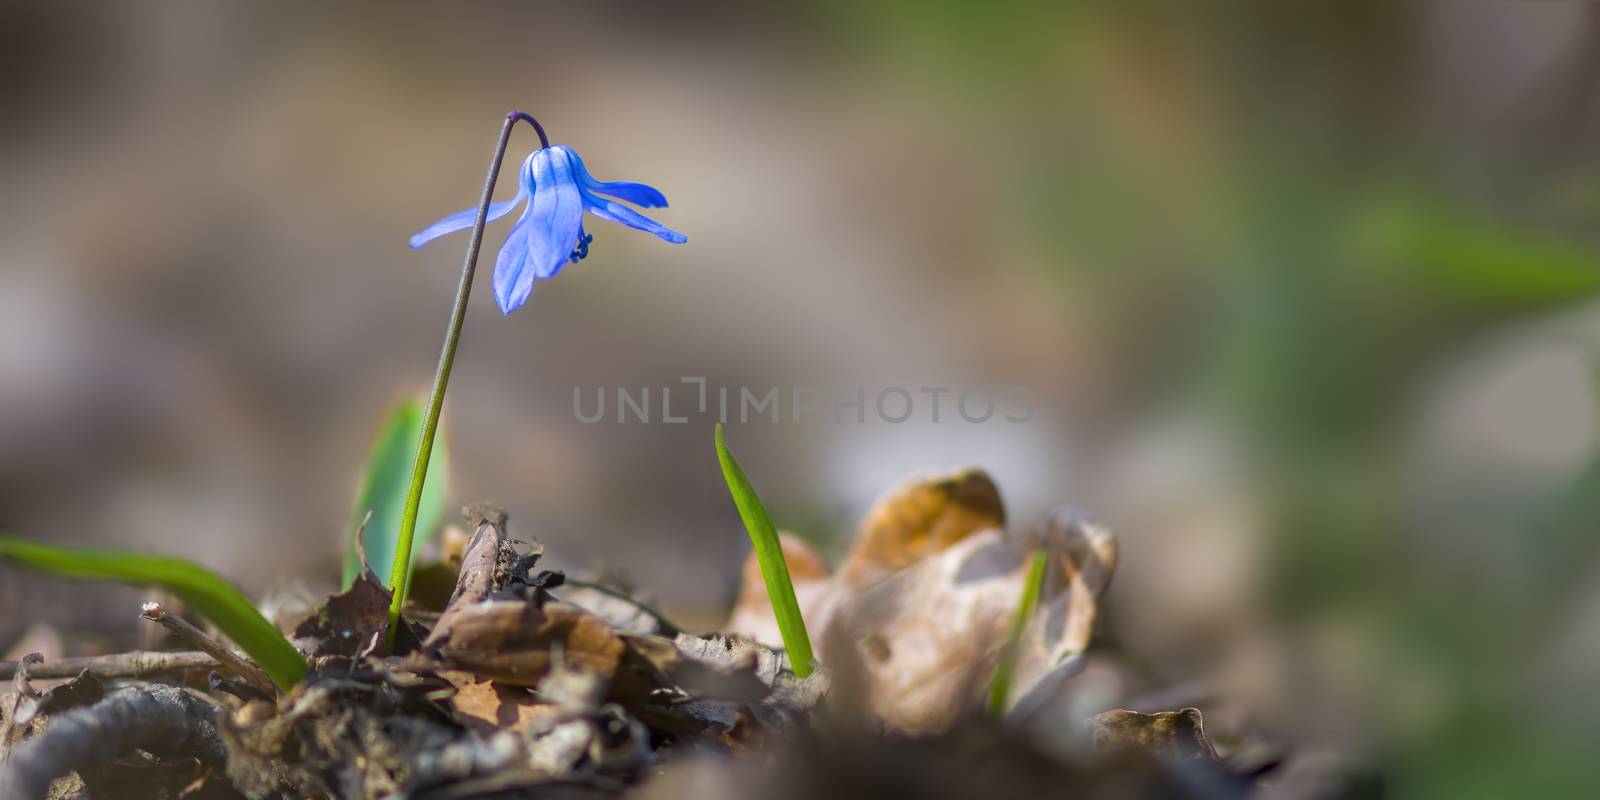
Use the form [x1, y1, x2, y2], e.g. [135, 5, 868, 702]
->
[0, 472, 1341, 798]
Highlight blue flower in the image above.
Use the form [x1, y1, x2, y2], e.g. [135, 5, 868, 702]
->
[411, 145, 686, 314]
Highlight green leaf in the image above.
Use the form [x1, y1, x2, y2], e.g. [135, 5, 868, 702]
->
[342, 397, 448, 590]
[0, 536, 307, 690]
[1362, 198, 1600, 308]
[714, 424, 815, 677]
[986, 548, 1049, 717]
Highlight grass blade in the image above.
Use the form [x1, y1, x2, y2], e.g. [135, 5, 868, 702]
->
[1366, 198, 1600, 308]
[343, 397, 449, 589]
[986, 548, 1049, 717]
[714, 424, 815, 677]
[0, 536, 307, 689]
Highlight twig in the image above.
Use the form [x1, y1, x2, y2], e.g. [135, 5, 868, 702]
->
[0, 651, 218, 681]
[141, 602, 275, 696]
[0, 684, 225, 799]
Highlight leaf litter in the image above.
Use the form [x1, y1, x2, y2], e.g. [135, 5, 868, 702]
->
[0, 468, 1337, 798]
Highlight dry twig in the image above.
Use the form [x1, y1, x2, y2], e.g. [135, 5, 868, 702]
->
[0, 651, 218, 681]
[140, 602, 275, 695]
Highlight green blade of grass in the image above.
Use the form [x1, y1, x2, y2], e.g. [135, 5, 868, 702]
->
[986, 548, 1049, 717]
[343, 397, 448, 589]
[0, 536, 307, 690]
[714, 424, 815, 677]
[1361, 197, 1600, 308]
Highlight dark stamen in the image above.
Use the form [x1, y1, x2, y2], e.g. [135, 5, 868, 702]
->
[570, 231, 594, 263]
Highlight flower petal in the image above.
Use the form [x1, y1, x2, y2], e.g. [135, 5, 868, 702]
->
[581, 190, 688, 244]
[408, 154, 534, 249]
[492, 206, 536, 314]
[523, 147, 587, 280]
[587, 181, 668, 208]
[566, 148, 670, 208]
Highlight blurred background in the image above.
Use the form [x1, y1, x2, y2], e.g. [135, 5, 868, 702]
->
[3, 0, 1600, 794]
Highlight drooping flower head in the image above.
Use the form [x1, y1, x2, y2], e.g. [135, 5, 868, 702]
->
[411, 145, 685, 314]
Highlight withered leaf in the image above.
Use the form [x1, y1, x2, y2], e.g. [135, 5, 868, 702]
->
[31, 669, 105, 719]
[833, 509, 1116, 730]
[291, 570, 392, 657]
[432, 600, 625, 687]
[722, 463, 1117, 734]
[728, 469, 1009, 655]
[836, 468, 1006, 588]
[1092, 708, 1221, 762]
[438, 670, 561, 734]
[632, 634, 826, 743]
[826, 530, 1021, 732]
[1005, 509, 1117, 716]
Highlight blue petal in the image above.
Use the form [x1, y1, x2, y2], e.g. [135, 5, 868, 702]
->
[566, 148, 670, 208]
[409, 154, 534, 249]
[492, 205, 536, 314]
[526, 147, 587, 279]
[588, 180, 668, 209]
[581, 190, 688, 244]
[488, 149, 586, 314]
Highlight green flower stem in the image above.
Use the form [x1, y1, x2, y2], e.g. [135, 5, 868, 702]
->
[714, 424, 816, 677]
[385, 111, 533, 651]
[986, 548, 1049, 717]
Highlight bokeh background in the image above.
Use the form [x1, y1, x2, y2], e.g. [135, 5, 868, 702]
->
[4, 1, 1600, 795]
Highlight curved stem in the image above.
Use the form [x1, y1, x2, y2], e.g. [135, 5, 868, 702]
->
[510, 111, 551, 149]
[385, 110, 544, 651]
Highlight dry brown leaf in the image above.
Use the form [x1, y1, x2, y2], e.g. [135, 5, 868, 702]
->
[423, 513, 513, 650]
[723, 467, 1117, 734]
[725, 470, 1005, 651]
[633, 634, 828, 742]
[432, 600, 626, 687]
[836, 468, 1005, 589]
[410, 521, 498, 612]
[291, 571, 393, 658]
[826, 530, 1020, 732]
[836, 510, 1115, 730]
[1092, 708, 1221, 762]
[438, 670, 561, 735]
[1005, 508, 1118, 715]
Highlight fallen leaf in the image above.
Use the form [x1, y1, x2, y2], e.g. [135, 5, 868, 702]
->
[563, 582, 678, 636]
[438, 670, 560, 734]
[291, 571, 392, 657]
[835, 508, 1116, 730]
[1005, 509, 1117, 716]
[723, 466, 1117, 733]
[826, 530, 1021, 732]
[1092, 708, 1221, 762]
[432, 600, 626, 687]
[837, 468, 1006, 589]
